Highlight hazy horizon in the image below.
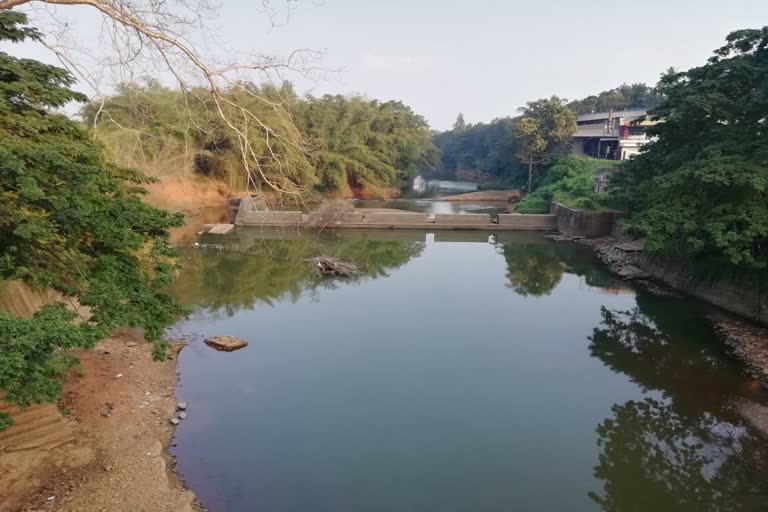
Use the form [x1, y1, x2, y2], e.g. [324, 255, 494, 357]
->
[9, 0, 768, 130]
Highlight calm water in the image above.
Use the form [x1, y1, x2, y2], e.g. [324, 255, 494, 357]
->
[355, 178, 507, 217]
[170, 230, 768, 512]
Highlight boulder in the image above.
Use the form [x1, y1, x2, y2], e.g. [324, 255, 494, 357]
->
[615, 242, 644, 252]
[204, 335, 249, 352]
[617, 265, 650, 280]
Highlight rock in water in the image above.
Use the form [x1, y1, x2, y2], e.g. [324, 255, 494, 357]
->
[617, 265, 650, 280]
[176, 402, 187, 411]
[204, 336, 249, 352]
[170, 417, 180, 426]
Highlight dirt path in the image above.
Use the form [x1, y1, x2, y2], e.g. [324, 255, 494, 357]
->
[0, 331, 200, 512]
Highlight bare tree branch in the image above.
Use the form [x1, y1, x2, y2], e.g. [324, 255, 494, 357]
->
[2, 0, 328, 196]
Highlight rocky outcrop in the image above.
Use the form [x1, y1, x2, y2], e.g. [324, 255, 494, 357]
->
[204, 336, 249, 352]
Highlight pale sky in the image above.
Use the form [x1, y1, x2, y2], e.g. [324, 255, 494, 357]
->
[10, 0, 768, 129]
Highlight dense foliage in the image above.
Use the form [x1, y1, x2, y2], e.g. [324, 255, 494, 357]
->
[293, 95, 438, 195]
[0, 12, 184, 429]
[515, 156, 606, 213]
[430, 116, 522, 183]
[84, 82, 438, 197]
[568, 82, 665, 115]
[430, 97, 576, 190]
[610, 28, 768, 274]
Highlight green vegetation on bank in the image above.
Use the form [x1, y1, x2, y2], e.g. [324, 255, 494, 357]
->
[431, 116, 521, 182]
[429, 84, 659, 187]
[84, 81, 438, 197]
[609, 27, 768, 275]
[515, 156, 607, 213]
[0, 12, 184, 429]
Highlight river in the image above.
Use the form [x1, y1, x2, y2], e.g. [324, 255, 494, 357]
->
[169, 229, 768, 512]
[354, 177, 508, 216]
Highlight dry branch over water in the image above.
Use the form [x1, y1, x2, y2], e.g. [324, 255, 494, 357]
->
[309, 256, 363, 277]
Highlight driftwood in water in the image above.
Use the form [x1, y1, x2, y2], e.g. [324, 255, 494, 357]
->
[309, 256, 362, 277]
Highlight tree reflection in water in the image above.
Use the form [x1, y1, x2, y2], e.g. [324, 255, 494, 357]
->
[497, 238, 625, 297]
[498, 242, 564, 296]
[170, 234, 425, 315]
[589, 302, 768, 511]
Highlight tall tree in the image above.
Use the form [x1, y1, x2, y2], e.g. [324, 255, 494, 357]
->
[0, 12, 184, 429]
[610, 27, 768, 284]
[452, 112, 467, 132]
[515, 96, 576, 192]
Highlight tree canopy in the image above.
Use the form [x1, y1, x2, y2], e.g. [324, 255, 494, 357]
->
[515, 96, 576, 192]
[568, 83, 664, 114]
[610, 27, 768, 274]
[0, 12, 184, 429]
[430, 117, 522, 183]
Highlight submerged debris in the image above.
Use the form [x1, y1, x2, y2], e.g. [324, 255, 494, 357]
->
[310, 256, 363, 277]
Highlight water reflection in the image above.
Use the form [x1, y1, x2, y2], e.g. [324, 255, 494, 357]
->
[588, 299, 768, 511]
[171, 231, 425, 315]
[496, 239, 628, 297]
[498, 242, 564, 296]
[170, 229, 768, 512]
[174, 232, 630, 314]
[591, 398, 768, 511]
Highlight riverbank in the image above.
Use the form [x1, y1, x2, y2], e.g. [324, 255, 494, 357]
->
[561, 234, 768, 381]
[0, 331, 200, 512]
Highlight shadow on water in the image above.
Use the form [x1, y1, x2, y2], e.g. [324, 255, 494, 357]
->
[587, 296, 768, 511]
[169, 229, 768, 512]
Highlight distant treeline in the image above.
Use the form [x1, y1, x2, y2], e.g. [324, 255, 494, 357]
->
[84, 81, 438, 197]
[429, 83, 663, 184]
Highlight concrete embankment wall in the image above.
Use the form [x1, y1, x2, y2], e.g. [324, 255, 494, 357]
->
[551, 202, 618, 237]
[637, 256, 768, 326]
[234, 202, 558, 231]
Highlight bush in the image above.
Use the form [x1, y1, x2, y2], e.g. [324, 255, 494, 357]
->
[515, 156, 608, 212]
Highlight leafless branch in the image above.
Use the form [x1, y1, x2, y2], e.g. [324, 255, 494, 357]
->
[2, 0, 329, 196]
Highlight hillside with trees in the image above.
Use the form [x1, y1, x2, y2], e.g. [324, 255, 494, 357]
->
[83, 82, 439, 198]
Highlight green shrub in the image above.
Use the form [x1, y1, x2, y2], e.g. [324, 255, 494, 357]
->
[515, 156, 608, 212]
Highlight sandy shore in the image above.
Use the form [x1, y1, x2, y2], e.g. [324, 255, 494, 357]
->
[0, 331, 201, 512]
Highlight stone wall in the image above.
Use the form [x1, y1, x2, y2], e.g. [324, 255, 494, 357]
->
[551, 202, 617, 237]
[637, 256, 767, 326]
[235, 209, 303, 226]
[434, 214, 491, 225]
[497, 214, 557, 230]
[362, 212, 428, 224]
